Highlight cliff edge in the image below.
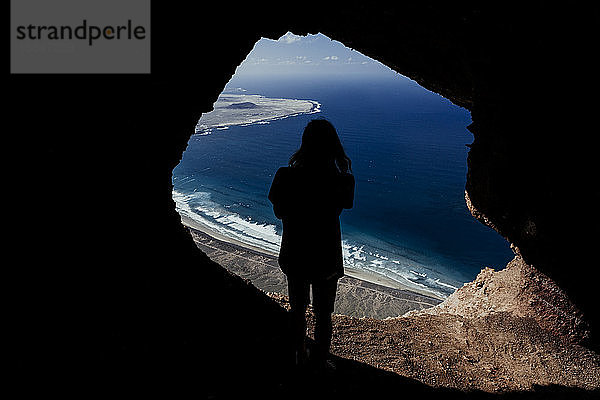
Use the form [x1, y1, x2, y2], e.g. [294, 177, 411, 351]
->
[413, 256, 590, 343]
[269, 256, 599, 393]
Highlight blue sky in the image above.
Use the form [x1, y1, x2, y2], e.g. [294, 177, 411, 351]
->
[234, 32, 396, 77]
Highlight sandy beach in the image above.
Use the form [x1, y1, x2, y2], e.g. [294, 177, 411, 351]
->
[181, 215, 441, 319]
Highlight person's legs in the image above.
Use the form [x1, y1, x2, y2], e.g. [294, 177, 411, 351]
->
[287, 277, 310, 364]
[311, 277, 338, 363]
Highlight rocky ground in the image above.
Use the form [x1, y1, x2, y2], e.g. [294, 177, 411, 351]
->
[189, 227, 600, 394]
[270, 257, 600, 394]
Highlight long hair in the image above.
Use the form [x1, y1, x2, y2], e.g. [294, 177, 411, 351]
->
[288, 119, 352, 173]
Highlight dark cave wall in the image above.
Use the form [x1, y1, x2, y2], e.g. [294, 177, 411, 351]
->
[9, 1, 599, 392]
[263, 3, 599, 336]
[288, 3, 600, 338]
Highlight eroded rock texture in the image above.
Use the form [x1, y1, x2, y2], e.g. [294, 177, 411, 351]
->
[419, 256, 590, 343]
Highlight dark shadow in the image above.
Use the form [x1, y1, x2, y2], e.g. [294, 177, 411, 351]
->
[9, 3, 600, 399]
[199, 277, 599, 399]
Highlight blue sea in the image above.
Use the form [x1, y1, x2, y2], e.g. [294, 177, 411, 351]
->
[172, 72, 513, 299]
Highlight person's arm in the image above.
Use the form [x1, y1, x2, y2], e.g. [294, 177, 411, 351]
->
[268, 168, 286, 219]
[341, 173, 355, 209]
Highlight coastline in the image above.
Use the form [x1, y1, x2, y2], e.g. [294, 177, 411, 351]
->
[181, 218, 600, 393]
[180, 215, 279, 257]
[196, 93, 321, 134]
[180, 215, 442, 318]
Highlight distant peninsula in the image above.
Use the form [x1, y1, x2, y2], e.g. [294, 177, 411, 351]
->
[227, 102, 259, 109]
[196, 92, 321, 134]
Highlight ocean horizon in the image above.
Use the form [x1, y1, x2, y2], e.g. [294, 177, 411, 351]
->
[172, 72, 513, 299]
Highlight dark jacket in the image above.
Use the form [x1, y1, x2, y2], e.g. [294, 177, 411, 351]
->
[268, 166, 355, 282]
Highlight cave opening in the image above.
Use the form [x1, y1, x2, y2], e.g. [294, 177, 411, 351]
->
[172, 32, 513, 318]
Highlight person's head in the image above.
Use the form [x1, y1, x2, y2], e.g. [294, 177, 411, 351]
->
[289, 119, 352, 173]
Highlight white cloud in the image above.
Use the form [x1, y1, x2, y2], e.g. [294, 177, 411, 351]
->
[278, 32, 302, 44]
[322, 55, 339, 61]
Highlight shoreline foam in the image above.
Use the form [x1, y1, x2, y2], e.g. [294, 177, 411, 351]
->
[179, 214, 444, 301]
[174, 189, 453, 300]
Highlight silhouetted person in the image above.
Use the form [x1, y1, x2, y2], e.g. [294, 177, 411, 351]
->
[268, 119, 355, 370]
